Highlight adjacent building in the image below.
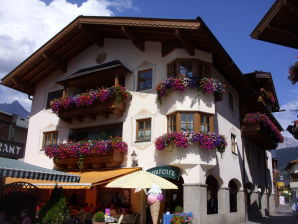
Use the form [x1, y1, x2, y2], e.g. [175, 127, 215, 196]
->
[1, 16, 283, 224]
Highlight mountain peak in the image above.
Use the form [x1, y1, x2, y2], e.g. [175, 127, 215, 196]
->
[0, 101, 30, 118]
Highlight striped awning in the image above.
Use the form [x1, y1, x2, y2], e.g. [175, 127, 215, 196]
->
[0, 157, 80, 182]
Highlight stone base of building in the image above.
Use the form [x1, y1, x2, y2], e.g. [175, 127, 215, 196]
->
[183, 184, 275, 224]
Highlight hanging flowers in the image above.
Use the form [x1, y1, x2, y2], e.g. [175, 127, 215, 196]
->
[288, 60, 298, 84]
[170, 215, 193, 224]
[156, 75, 225, 104]
[50, 85, 132, 114]
[243, 112, 284, 143]
[154, 132, 227, 154]
[45, 137, 128, 160]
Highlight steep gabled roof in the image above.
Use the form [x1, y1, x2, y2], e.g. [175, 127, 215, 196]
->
[1, 16, 250, 96]
[251, 0, 298, 49]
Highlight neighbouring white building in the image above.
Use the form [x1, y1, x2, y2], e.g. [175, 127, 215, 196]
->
[286, 160, 298, 200]
[1, 16, 283, 224]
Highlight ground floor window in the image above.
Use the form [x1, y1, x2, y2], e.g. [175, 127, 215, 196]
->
[206, 175, 219, 214]
[163, 177, 184, 213]
[229, 180, 238, 212]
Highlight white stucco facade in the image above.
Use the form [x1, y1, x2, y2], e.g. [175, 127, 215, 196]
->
[23, 38, 275, 223]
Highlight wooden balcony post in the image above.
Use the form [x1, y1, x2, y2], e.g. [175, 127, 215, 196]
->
[115, 73, 120, 86]
[62, 88, 67, 98]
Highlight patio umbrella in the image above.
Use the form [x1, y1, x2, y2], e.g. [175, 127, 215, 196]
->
[105, 171, 177, 189]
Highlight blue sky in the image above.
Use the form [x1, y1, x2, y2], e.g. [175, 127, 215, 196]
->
[0, 0, 297, 146]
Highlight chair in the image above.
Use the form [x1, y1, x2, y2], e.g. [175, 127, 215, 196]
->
[111, 214, 123, 224]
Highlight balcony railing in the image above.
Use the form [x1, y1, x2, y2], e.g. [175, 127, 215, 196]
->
[242, 112, 283, 150]
[50, 85, 131, 122]
[45, 137, 128, 170]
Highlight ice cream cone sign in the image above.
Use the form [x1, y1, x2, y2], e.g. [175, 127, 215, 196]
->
[147, 184, 164, 224]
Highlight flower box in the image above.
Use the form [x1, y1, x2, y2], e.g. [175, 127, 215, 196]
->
[50, 85, 131, 122]
[46, 138, 128, 170]
[54, 151, 125, 170]
[242, 123, 278, 150]
[243, 112, 283, 149]
[156, 144, 217, 169]
[58, 99, 126, 122]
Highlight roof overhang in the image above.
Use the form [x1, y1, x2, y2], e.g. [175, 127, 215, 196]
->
[251, 0, 298, 49]
[56, 60, 131, 88]
[1, 16, 249, 96]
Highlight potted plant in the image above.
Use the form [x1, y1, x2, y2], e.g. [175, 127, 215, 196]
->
[92, 211, 105, 224]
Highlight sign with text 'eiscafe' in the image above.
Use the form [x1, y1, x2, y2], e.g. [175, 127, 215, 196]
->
[0, 139, 25, 159]
[147, 166, 180, 180]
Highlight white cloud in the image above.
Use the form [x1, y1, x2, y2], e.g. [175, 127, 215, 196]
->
[0, 0, 133, 110]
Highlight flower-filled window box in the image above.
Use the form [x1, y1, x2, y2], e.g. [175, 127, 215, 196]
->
[156, 75, 225, 104]
[50, 85, 131, 122]
[45, 137, 128, 170]
[154, 132, 227, 167]
[243, 113, 284, 149]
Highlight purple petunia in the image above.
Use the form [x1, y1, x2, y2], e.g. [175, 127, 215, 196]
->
[155, 131, 227, 153]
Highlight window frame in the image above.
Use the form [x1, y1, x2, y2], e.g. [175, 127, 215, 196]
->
[136, 118, 152, 142]
[231, 133, 237, 155]
[167, 111, 214, 133]
[46, 89, 63, 109]
[167, 58, 211, 79]
[229, 92, 234, 111]
[42, 131, 58, 150]
[137, 69, 153, 91]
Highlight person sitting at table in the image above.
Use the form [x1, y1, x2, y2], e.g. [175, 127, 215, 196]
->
[109, 203, 117, 217]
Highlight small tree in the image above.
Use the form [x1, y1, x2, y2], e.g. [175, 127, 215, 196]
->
[42, 197, 69, 224]
[39, 186, 69, 224]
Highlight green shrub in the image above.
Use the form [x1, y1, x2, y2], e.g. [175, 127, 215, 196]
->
[174, 205, 183, 213]
[93, 212, 105, 222]
[42, 197, 69, 224]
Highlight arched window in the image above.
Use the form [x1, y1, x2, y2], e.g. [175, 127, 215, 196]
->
[229, 180, 238, 212]
[206, 175, 219, 214]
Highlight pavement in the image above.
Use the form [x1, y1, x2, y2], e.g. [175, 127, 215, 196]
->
[240, 204, 298, 224]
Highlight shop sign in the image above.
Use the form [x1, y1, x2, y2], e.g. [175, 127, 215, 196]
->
[147, 166, 180, 180]
[0, 139, 25, 159]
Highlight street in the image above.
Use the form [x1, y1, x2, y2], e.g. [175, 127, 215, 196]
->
[241, 205, 298, 224]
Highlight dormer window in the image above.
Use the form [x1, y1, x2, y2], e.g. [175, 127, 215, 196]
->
[167, 59, 211, 79]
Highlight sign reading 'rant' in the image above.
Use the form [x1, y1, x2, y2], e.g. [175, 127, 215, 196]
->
[0, 139, 25, 159]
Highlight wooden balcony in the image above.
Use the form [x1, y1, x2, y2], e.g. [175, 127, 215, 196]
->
[54, 151, 125, 170]
[242, 123, 278, 150]
[58, 99, 126, 123]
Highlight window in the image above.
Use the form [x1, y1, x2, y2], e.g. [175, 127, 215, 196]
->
[167, 59, 211, 78]
[46, 90, 63, 109]
[137, 69, 152, 91]
[229, 93, 234, 111]
[136, 119, 151, 142]
[181, 113, 194, 132]
[201, 114, 212, 132]
[69, 124, 123, 141]
[167, 111, 214, 133]
[167, 114, 177, 133]
[42, 131, 58, 149]
[231, 134, 237, 154]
